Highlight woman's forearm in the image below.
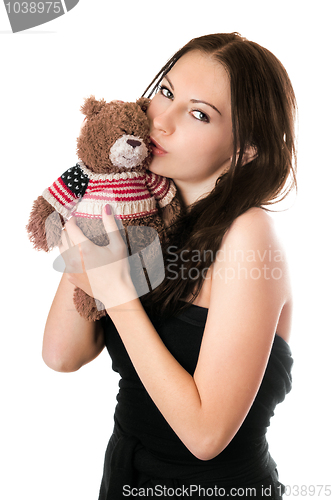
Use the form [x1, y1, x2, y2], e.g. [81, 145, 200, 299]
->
[43, 274, 105, 372]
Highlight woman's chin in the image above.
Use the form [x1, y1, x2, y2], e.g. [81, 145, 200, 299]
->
[147, 158, 168, 176]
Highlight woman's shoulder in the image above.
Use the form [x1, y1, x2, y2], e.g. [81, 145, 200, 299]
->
[210, 206, 293, 342]
[229, 206, 274, 230]
[223, 207, 280, 250]
[216, 205, 292, 311]
[214, 205, 291, 295]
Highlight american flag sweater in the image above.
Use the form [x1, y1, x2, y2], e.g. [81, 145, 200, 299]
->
[42, 162, 176, 221]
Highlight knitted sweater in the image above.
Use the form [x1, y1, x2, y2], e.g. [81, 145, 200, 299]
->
[42, 162, 176, 220]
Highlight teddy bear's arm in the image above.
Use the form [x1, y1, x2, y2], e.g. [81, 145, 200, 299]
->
[42, 163, 90, 220]
[145, 171, 177, 208]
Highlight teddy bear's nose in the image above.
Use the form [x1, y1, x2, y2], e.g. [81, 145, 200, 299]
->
[127, 139, 142, 149]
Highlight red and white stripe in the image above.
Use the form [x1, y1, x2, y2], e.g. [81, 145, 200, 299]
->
[43, 164, 176, 221]
[42, 178, 78, 219]
[146, 171, 177, 207]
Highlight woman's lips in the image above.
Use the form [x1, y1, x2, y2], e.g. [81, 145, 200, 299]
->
[150, 137, 168, 156]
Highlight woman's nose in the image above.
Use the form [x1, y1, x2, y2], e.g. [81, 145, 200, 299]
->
[152, 106, 175, 135]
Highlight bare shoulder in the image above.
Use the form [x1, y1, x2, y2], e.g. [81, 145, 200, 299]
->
[225, 207, 278, 244]
[219, 206, 290, 286]
[212, 206, 293, 342]
[221, 207, 289, 271]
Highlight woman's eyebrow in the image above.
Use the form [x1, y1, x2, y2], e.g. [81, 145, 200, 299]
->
[164, 75, 222, 116]
[190, 99, 222, 116]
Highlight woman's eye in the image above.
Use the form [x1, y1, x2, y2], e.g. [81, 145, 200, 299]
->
[192, 110, 209, 123]
[158, 85, 174, 100]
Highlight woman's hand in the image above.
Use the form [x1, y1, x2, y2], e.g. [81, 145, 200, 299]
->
[59, 205, 138, 310]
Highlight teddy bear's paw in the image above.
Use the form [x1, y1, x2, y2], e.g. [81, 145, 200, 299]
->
[73, 287, 106, 322]
[27, 196, 63, 252]
[45, 211, 64, 250]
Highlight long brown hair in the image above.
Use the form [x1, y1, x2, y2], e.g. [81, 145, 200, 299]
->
[141, 33, 297, 319]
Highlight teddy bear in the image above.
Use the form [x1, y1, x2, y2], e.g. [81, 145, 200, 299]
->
[27, 96, 179, 321]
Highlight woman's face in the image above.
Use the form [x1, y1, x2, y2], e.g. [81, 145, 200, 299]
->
[147, 50, 234, 204]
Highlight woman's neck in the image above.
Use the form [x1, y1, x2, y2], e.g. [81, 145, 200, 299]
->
[174, 180, 213, 207]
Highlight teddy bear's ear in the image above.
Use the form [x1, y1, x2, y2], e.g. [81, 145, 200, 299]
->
[136, 97, 151, 113]
[80, 96, 106, 119]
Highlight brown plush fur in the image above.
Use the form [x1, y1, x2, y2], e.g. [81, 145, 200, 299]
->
[27, 96, 178, 322]
[27, 196, 64, 251]
[77, 97, 152, 174]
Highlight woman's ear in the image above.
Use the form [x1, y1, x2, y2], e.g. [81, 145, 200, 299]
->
[236, 145, 258, 166]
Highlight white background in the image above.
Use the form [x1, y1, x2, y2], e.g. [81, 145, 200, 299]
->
[1, 1, 332, 498]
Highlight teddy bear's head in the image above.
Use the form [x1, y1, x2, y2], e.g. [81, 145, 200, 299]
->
[77, 96, 152, 174]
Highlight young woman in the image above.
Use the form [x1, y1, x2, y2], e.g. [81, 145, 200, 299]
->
[43, 33, 296, 499]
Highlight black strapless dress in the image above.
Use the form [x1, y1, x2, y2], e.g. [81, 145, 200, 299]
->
[98, 304, 293, 499]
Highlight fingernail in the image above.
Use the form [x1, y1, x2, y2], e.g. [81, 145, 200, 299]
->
[104, 204, 112, 215]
